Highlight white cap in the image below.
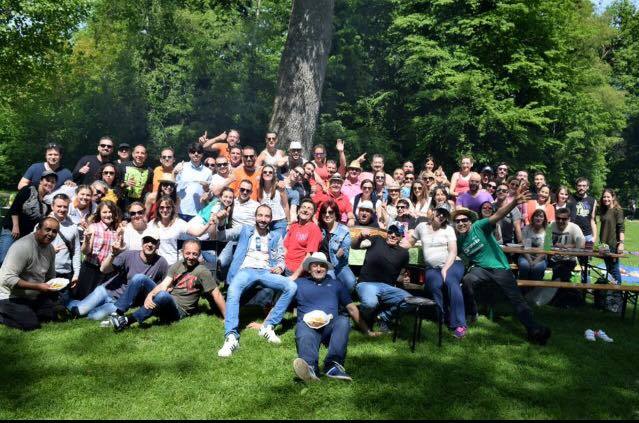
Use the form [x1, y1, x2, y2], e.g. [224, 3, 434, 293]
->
[358, 200, 375, 211]
[141, 227, 161, 242]
[289, 141, 303, 150]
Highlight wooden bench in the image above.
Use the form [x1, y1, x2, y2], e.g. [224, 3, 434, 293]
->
[517, 280, 639, 321]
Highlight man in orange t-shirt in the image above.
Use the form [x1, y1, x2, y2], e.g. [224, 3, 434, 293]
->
[229, 145, 261, 201]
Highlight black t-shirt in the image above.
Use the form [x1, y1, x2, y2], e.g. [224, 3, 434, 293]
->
[320, 231, 333, 258]
[73, 155, 112, 185]
[3, 186, 48, 235]
[568, 196, 595, 236]
[359, 236, 409, 285]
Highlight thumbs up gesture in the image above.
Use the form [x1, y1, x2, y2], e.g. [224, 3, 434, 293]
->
[79, 162, 91, 175]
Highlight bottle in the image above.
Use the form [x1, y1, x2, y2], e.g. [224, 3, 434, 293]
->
[543, 226, 553, 251]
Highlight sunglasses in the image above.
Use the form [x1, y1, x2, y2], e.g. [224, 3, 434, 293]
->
[262, 171, 274, 176]
[454, 218, 470, 224]
[243, 154, 256, 159]
[161, 155, 174, 160]
[488, 185, 497, 189]
[387, 231, 402, 237]
[102, 171, 115, 175]
[396, 205, 407, 209]
[94, 190, 106, 196]
[129, 210, 145, 216]
[239, 188, 252, 193]
[99, 144, 113, 149]
[216, 162, 228, 167]
[266, 137, 277, 140]
[496, 188, 508, 193]
[323, 210, 335, 215]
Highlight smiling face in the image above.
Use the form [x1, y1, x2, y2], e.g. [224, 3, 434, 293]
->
[229, 147, 242, 166]
[555, 211, 570, 231]
[35, 219, 59, 245]
[480, 202, 493, 218]
[39, 176, 56, 195]
[313, 147, 326, 164]
[326, 161, 337, 175]
[372, 157, 384, 172]
[158, 200, 173, 221]
[534, 174, 546, 189]
[182, 242, 201, 267]
[298, 201, 315, 223]
[220, 190, 234, 207]
[309, 262, 328, 280]
[434, 188, 447, 204]
[45, 148, 61, 168]
[160, 182, 175, 196]
[454, 215, 471, 234]
[98, 138, 114, 157]
[329, 178, 342, 195]
[557, 188, 568, 204]
[321, 206, 336, 226]
[227, 130, 240, 147]
[242, 147, 256, 169]
[128, 204, 146, 229]
[497, 165, 508, 178]
[460, 157, 472, 172]
[76, 188, 92, 208]
[374, 171, 386, 189]
[537, 186, 550, 203]
[468, 174, 481, 193]
[386, 230, 401, 246]
[160, 148, 175, 168]
[261, 166, 275, 183]
[265, 132, 277, 149]
[238, 181, 252, 202]
[601, 191, 613, 207]
[393, 169, 405, 183]
[303, 163, 315, 179]
[496, 184, 509, 201]
[425, 159, 435, 171]
[403, 161, 414, 173]
[52, 198, 69, 221]
[99, 204, 114, 225]
[255, 205, 272, 231]
[532, 211, 546, 228]
[141, 238, 159, 256]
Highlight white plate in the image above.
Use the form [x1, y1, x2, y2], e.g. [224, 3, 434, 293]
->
[47, 278, 70, 291]
[303, 310, 333, 329]
[506, 243, 522, 248]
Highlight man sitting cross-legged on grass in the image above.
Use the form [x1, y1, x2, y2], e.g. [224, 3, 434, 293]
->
[217, 204, 297, 357]
[293, 252, 378, 383]
[454, 185, 551, 345]
[110, 240, 226, 331]
[66, 227, 168, 321]
[353, 223, 412, 333]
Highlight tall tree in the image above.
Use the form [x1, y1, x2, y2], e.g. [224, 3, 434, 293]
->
[269, 0, 335, 153]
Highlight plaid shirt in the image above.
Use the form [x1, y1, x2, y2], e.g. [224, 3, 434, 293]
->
[85, 221, 117, 266]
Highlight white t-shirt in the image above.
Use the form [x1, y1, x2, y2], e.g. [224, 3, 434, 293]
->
[150, 219, 189, 265]
[260, 189, 286, 221]
[232, 199, 259, 228]
[412, 223, 456, 268]
[240, 233, 270, 270]
[123, 223, 145, 251]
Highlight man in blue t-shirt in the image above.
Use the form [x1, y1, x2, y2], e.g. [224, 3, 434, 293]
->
[293, 252, 378, 383]
[18, 143, 72, 190]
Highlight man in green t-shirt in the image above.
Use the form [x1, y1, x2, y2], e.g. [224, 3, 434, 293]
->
[453, 187, 551, 345]
[109, 240, 226, 331]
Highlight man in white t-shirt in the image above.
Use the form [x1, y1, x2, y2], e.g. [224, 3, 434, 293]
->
[548, 207, 585, 281]
[122, 202, 147, 251]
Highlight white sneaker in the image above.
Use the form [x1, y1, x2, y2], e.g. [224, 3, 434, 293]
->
[259, 324, 281, 344]
[217, 334, 240, 357]
[99, 319, 112, 328]
[595, 330, 614, 343]
[584, 329, 596, 341]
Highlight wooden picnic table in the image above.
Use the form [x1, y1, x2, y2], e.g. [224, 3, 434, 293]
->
[500, 245, 626, 259]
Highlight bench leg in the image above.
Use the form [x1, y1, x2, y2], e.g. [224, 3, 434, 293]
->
[621, 291, 628, 320]
[438, 307, 443, 347]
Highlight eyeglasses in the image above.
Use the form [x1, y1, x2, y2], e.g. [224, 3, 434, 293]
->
[102, 171, 115, 175]
[99, 144, 113, 149]
[496, 188, 508, 193]
[161, 155, 174, 160]
[387, 231, 401, 238]
[118, 147, 129, 151]
[454, 218, 470, 224]
[239, 188, 252, 193]
[129, 210, 145, 216]
[488, 185, 497, 189]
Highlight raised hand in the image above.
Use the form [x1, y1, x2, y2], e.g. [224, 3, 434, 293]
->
[79, 162, 91, 175]
[198, 130, 209, 145]
[336, 138, 344, 153]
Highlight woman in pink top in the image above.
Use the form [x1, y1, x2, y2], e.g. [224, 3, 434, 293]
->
[450, 156, 473, 198]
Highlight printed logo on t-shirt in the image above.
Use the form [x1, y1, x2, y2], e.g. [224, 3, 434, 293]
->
[174, 274, 199, 293]
[463, 234, 483, 257]
[575, 201, 591, 218]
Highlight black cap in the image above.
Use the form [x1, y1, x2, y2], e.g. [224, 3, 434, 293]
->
[118, 143, 131, 150]
[481, 166, 493, 174]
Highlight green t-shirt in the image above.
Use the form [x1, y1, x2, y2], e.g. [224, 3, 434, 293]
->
[457, 218, 509, 270]
[167, 262, 217, 315]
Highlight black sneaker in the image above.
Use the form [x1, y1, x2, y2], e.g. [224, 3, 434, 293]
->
[110, 314, 129, 332]
[528, 326, 551, 346]
[377, 320, 392, 334]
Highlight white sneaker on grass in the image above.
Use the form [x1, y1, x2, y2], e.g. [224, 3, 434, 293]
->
[218, 334, 240, 357]
[595, 330, 614, 343]
[585, 329, 596, 341]
[293, 358, 320, 382]
[259, 324, 281, 344]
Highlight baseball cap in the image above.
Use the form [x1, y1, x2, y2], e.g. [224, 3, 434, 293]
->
[289, 141, 302, 150]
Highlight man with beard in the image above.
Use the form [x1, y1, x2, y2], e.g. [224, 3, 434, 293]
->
[456, 172, 494, 213]
[73, 136, 115, 185]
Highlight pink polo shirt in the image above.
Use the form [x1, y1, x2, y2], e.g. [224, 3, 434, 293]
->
[341, 178, 362, 201]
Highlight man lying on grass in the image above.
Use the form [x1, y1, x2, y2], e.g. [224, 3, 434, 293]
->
[293, 252, 378, 383]
[110, 239, 225, 331]
[454, 185, 551, 345]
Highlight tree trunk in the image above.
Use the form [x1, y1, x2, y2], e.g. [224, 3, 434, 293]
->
[269, 0, 335, 155]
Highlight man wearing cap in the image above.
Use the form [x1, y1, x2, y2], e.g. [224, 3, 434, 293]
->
[292, 252, 379, 382]
[116, 143, 131, 164]
[18, 143, 73, 190]
[312, 174, 355, 226]
[456, 172, 494, 214]
[66, 226, 168, 320]
[453, 187, 551, 345]
[284, 141, 305, 175]
[354, 200, 379, 227]
[353, 223, 411, 332]
[110, 239, 225, 331]
[73, 136, 115, 186]
[480, 166, 494, 191]
[341, 160, 363, 201]
[217, 205, 297, 357]
[175, 142, 213, 221]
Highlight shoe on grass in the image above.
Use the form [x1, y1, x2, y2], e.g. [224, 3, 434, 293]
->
[595, 330, 613, 343]
[453, 326, 467, 339]
[110, 314, 129, 332]
[218, 334, 240, 357]
[259, 324, 281, 344]
[293, 358, 320, 383]
[99, 319, 112, 328]
[325, 362, 353, 382]
[527, 326, 551, 346]
[376, 319, 392, 334]
[584, 329, 596, 341]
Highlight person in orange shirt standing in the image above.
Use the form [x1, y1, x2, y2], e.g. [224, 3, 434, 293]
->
[229, 145, 261, 201]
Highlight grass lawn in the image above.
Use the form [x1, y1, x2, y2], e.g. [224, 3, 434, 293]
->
[1, 222, 639, 419]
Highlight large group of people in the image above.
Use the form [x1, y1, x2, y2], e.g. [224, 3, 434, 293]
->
[0, 132, 627, 383]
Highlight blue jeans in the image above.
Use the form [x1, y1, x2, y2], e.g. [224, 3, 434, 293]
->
[356, 282, 412, 324]
[295, 315, 350, 374]
[224, 268, 297, 338]
[270, 219, 288, 239]
[66, 285, 116, 320]
[604, 257, 622, 284]
[115, 275, 185, 324]
[424, 261, 466, 328]
[0, 230, 15, 264]
[518, 256, 547, 281]
[328, 266, 357, 292]
[217, 242, 236, 282]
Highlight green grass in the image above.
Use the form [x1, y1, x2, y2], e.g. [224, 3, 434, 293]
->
[1, 222, 639, 419]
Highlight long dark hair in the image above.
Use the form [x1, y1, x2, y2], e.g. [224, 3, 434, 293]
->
[258, 165, 277, 201]
[599, 188, 621, 215]
[91, 200, 121, 229]
[154, 180, 177, 203]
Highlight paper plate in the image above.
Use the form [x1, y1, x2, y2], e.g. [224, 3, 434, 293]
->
[506, 243, 522, 248]
[303, 310, 333, 329]
[47, 278, 70, 291]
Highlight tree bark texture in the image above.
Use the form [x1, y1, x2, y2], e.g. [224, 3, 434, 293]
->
[269, 0, 335, 155]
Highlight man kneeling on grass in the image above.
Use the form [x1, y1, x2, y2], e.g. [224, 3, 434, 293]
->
[293, 253, 378, 382]
[110, 240, 226, 331]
